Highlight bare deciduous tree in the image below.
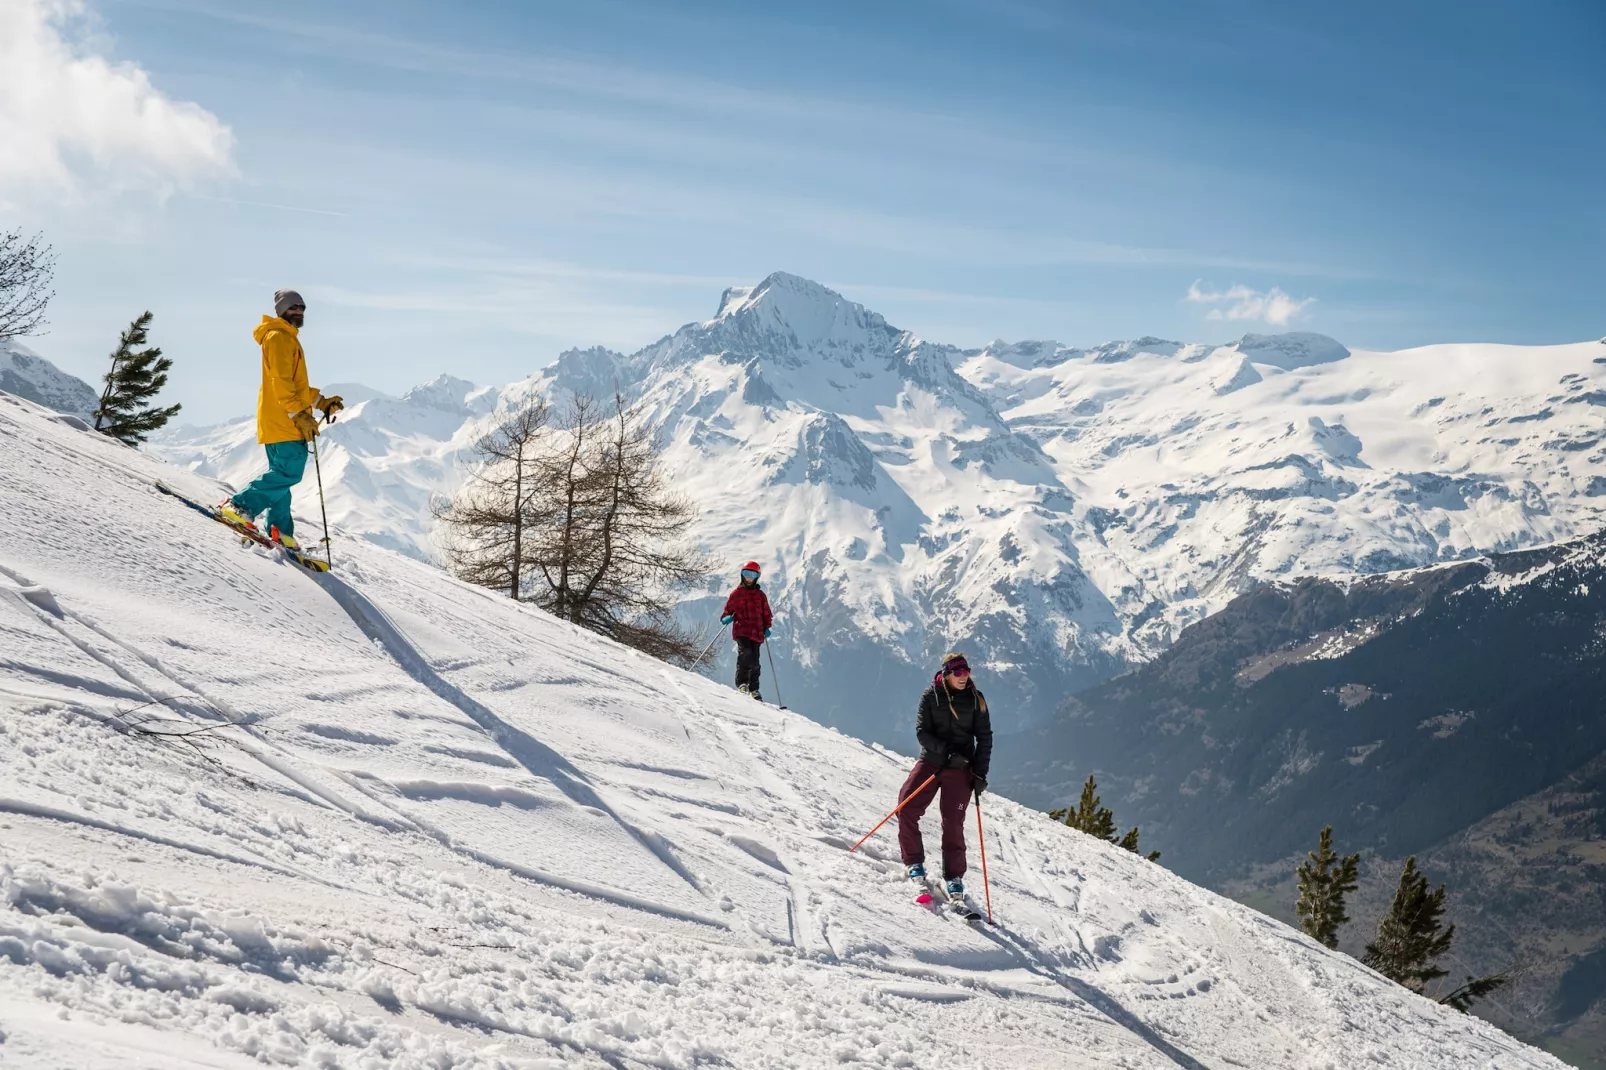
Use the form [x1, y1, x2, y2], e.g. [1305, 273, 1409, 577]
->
[436, 398, 550, 599]
[438, 391, 710, 665]
[0, 230, 57, 341]
[531, 393, 601, 622]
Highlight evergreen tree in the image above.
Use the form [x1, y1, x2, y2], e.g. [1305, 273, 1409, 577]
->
[1363, 856, 1454, 991]
[94, 312, 180, 444]
[1050, 775, 1116, 839]
[1438, 974, 1510, 1013]
[1362, 855, 1508, 1011]
[1116, 825, 1161, 863]
[1049, 775, 1160, 861]
[1295, 825, 1360, 949]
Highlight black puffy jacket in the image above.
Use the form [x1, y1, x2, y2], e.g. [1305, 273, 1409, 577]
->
[915, 677, 993, 779]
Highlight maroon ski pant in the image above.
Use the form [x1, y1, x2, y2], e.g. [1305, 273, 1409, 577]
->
[896, 759, 973, 879]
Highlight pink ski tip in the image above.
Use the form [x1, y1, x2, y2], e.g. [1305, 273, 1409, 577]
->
[915, 893, 934, 904]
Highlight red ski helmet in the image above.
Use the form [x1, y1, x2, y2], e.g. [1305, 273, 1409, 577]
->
[742, 561, 762, 574]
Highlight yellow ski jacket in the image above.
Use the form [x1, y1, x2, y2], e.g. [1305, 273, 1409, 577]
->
[253, 316, 320, 444]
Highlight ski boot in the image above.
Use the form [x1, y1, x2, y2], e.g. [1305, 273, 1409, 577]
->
[269, 526, 301, 550]
[907, 863, 927, 882]
[217, 500, 257, 529]
[945, 877, 964, 898]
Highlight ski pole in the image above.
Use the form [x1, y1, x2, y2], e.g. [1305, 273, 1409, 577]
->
[849, 772, 937, 853]
[764, 641, 786, 709]
[975, 796, 993, 925]
[311, 433, 333, 569]
[691, 626, 722, 670]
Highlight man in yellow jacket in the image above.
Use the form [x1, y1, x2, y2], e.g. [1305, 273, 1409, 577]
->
[219, 290, 343, 549]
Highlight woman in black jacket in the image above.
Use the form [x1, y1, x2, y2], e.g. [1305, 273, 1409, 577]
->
[897, 652, 993, 896]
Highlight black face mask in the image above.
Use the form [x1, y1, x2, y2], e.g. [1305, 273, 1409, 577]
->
[284, 311, 305, 328]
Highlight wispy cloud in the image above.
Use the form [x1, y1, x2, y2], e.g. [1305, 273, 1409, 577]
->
[0, 0, 233, 206]
[1185, 281, 1315, 326]
[137, 1, 1387, 285]
[188, 193, 349, 217]
[312, 269, 691, 350]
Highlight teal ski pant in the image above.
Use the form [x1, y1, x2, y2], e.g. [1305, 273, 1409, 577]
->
[231, 440, 308, 537]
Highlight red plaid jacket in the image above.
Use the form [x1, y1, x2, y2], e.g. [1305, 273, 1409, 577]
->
[722, 583, 773, 643]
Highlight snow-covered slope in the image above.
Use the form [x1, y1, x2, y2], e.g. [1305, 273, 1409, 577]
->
[151, 274, 1606, 743]
[0, 386, 1564, 1068]
[0, 339, 99, 423]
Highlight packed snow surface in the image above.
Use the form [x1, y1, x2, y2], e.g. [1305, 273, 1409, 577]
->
[0, 391, 1565, 1066]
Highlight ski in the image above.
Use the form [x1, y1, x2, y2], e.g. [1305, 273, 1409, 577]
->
[944, 890, 985, 923]
[154, 481, 331, 573]
[913, 880, 984, 921]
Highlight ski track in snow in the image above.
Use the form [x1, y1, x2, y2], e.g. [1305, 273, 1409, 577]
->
[0, 388, 1568, 1068]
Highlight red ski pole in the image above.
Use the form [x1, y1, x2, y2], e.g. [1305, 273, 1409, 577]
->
[975, 796, 993, 924]
[849, 773, 937, 853]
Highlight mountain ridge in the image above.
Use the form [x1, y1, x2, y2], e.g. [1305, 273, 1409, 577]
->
[146, 272, 1606, 746]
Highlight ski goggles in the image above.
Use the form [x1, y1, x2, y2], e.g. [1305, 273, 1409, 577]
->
[740, 569, 759, 581]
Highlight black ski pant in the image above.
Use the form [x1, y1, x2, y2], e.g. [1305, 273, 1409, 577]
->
[734, 637, 762, 693]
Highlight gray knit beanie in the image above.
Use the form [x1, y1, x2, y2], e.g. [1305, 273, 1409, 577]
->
[273, 289, 306, 317]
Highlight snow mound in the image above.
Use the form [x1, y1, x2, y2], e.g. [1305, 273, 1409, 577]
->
[0, 383, 1566, 1068]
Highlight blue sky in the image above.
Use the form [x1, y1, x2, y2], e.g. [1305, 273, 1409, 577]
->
[7, 0, 1603, 421]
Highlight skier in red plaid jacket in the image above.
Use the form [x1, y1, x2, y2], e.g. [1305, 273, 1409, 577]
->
[720, 560, 773, 699]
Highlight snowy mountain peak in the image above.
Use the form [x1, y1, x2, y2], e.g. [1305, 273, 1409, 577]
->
[709, 271, 896, 356]
[1085, 336, 1187, 364]
[1234, 331, 1350, 370]
[713, 270, 843, 320]
[980, 336, 1189, 370]
[0, 339, 99, 422]
[716, 284, 754, 317]
[399, 373, 483, 410]
[980, 339, 1069, 369]
[538, 345, 634, 403]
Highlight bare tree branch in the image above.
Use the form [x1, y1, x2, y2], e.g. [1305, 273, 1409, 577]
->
[0, 230, 57, 341]
[436, 400, 549, 599]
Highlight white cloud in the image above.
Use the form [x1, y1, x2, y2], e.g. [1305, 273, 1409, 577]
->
[0, 0, 234, 204]
[1185, 280, 1315, 326]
